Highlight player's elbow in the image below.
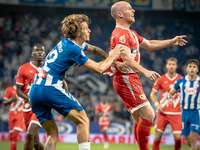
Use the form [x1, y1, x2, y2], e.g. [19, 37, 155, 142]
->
[96, 68, 103, 74]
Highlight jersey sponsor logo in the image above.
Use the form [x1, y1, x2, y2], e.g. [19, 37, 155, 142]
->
[184, 88, 198, 95]
[139, 93, 146, 100]
[119, 35, 126, 43]
[37, 69, 47, 78]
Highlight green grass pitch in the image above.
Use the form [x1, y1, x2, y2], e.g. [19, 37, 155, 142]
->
[0, 141, 189, 150]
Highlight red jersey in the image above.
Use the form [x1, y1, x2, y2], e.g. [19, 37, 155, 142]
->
[3, 86, 23, 114]
[104, 26, 145, 75]
[95, 103, 113, 124]
[16, 62, 38, 112]
[153, 73, 183, 114]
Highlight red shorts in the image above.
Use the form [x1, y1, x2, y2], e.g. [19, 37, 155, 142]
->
[154, 112, 182, 133]
[23, 111, 41, 130]
[8, 111, 23, 133]
[113, 73, 149, 113]
[99, 117, 110, 131]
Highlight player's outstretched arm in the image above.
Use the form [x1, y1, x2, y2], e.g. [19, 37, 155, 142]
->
[140, 35, 187, 50]
[87, 44, 131, 73]
[16, 84, 30, 103]
[83, 46, 123, 74]
[86, 44, 109, 59]
[121, 47, 160, 82]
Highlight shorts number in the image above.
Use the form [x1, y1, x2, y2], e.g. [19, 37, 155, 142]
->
[134, 85, 142, 93]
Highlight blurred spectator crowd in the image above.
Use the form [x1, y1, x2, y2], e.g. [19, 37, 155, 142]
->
[0, 7, 200, 125]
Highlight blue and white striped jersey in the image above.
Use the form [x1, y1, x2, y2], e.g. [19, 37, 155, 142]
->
[174, 75, 200, 110]
[34, 38, 89, 87]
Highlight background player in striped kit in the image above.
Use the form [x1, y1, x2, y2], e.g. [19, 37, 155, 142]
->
[29, 14, 124, 150]
[3, 75, 24, 150]
[107, 1, 188, 150]
[168, 59, 200, 150]
[16, 44, 46, 150]
[150, 57, 183, 150]
[95, 96, 113, 149]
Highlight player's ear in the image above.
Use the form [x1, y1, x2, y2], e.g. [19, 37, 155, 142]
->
[117, 11, 123, 18]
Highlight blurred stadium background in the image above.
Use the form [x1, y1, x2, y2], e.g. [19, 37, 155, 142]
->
[0, 0, 200, 148]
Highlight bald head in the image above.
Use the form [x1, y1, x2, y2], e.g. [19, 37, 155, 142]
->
[111, 1, 130, 19]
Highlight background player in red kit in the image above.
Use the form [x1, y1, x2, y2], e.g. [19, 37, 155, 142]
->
[106, 1, 188, 150]
[4, 75, 23, 150]
[95, 96, 113, 149]
[150, 57, 183, 150]
[16, 44, 45, 150]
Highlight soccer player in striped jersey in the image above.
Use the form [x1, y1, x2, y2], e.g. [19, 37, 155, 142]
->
[168, 59, 200, 150]
[29, 14, 123, 150]
[95, 96, 113, 149]
[4, 76, 23, 150]
[150, 57, 183, 150]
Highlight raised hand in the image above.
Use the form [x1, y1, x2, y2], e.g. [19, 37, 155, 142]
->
[168, 97, 173, 105]
[115, 61, 131, 73]
[172, 35, 188, 46]
[143, 70, 161, 82]
[109, 46, 124, 59]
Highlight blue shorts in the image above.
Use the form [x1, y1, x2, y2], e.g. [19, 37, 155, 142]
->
[182, 109, 200, 137]
[29, 84, 83, 125]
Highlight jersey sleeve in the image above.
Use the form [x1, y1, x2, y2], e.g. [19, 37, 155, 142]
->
[132, 31, 145, 44]
[173, 79, 181, 90]
[152, 78, 161, 92]
[69, 47, 89, 67]
[16, 66, 25, 85]
[3, 88, 11, 100]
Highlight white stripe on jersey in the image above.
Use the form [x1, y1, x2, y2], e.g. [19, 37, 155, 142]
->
[180, 82, 183, 108]
[122, 75, 136, 100]
[198, 92, 200, 109]
[184, 81, 190, 109]
[45, 74, 53, 86]
[36, 76, 42, 85]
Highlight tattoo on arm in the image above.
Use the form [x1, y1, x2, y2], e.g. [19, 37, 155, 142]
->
[93, 47, 109, 59]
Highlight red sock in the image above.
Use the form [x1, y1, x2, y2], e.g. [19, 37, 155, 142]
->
[137, 118, 153, 150]
[175, 139, 181, 150]
[10, 130, 19, 150]
[152, 140, 160, 150]
[103, 133, 108, 142]
[133, 123, 138, 143]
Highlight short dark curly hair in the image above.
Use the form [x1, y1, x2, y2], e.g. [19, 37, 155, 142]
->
[186, 59, 199, 67]
[61, 14, 90, 39]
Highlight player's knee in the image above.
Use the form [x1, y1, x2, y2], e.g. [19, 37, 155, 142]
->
[154, 135, 162, 141]
[189, 137, 197, 145]
[174, 134, 181, 140]
[26, 132, 35, 141]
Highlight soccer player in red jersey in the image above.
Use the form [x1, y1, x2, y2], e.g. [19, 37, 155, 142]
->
[95, 96, 113, 149]
[16, 44, 45, 150]
[107, 1, 188, 150]
[150, 57, 183, 150]
[3, 76, 24, 150]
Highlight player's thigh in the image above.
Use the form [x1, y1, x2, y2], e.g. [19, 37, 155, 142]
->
[138, 104, 155, 121]
[188, 110, 200, 134]
[169, 114, 182, 134]
[154, 113, 169, 133]
[14, 115, 23, 131]
[182, 110, 190, 137]
[66, 109, 89, 126]
[113, 74, 150, 113]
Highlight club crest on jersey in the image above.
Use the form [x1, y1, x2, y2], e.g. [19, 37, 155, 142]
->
[195, 82, 199, 88]
[119, 35, 126, 43]
[184, 87, 198, 95]
[139, 94, 146, 100]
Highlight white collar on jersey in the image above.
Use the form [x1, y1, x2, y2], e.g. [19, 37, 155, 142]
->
[185, 75, 200, 81]
[68, 38, 87, 50]
[116, 26, 130, 30]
